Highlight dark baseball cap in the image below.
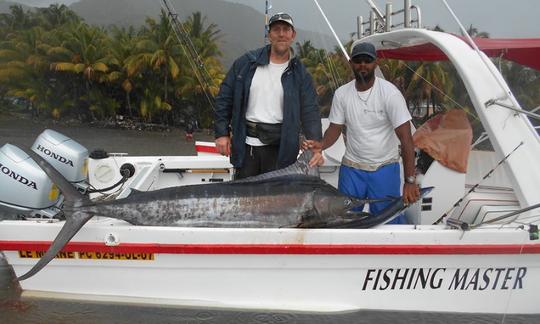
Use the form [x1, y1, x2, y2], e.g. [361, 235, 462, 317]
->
[268, 12, 294, 28]
[351, 42, 377, 59]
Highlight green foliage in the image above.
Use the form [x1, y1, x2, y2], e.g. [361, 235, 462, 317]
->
[295, 40, 350, 116]
[499, 60, 540, 113]
[0, 6, 224, 126]
[1, 4, 537, 136]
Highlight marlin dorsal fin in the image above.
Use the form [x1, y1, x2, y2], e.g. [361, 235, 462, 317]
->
[235, 150, 319, 183]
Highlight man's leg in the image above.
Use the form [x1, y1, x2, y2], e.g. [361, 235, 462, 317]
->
[366, 162, 405, 224]
[234, 144, 260, 180]
[234, 144, 279, 180]
[338, 165, 368, 212]
[258, 145, 279, 174]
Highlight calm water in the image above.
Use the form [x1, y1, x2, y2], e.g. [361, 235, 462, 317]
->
[0, 114, 213, 156]
[0, 115, 537, 323]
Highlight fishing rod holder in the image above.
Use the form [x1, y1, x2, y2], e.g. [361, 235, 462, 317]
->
[358, 0, 422, 39]
[445, 217, 470, 230]
[485, 98, 540, 121]
[530, 224, 539, 240]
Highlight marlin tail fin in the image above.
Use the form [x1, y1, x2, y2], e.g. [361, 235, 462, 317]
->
[17, 147, 93, 281]
[17, 211, 93, 280]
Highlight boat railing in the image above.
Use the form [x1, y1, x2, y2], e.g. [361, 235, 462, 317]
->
[358, 0, 421, 39]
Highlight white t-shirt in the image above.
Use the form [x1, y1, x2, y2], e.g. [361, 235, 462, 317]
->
[245, 61, 289, 146]
[329, 77, 411, 165]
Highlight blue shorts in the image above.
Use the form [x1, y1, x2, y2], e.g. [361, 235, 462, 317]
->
[338, 162, 406, 224]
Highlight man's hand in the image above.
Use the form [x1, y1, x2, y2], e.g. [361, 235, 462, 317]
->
[302, 140, 324, 167]
[402, 183, 420, 205]
[215, 136, 231, 156]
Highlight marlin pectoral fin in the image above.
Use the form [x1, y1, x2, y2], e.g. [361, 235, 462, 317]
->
[17, 211, 93, 281]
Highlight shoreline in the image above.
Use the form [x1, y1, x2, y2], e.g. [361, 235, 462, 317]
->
[0, 113, 214, 156]
[0, 111, 206, 132]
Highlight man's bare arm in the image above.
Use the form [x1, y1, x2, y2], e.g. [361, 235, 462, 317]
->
[304, 123, 343, 167]
[395, 121, 419, 204]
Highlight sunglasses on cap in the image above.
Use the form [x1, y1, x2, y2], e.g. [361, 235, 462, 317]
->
[351, 56, 375, 64]
[268, 13, 294, 26]
[270, 13, 292, 21]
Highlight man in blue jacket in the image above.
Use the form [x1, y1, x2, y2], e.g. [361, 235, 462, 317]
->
[214, 12, 322, 179]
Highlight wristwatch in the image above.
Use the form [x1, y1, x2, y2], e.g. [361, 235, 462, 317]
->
[405, 176, 416, 184]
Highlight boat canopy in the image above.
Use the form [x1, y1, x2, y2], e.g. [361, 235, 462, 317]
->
[377, 37, 540, 71]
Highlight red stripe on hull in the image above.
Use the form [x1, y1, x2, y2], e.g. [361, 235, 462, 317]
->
[1, 241, 540, 255]
[195, 145, 219, 154]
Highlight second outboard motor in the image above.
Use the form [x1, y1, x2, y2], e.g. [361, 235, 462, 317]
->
[0, 143, 61, 219]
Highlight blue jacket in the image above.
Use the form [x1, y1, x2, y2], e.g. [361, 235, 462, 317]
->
[214, 45, 322, 168]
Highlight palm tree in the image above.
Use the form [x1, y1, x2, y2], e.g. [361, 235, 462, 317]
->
[36, 4, 80, 30]
[296, 40, 318, 63]
[405, 62, 452, 124]
[49, 21, 117, 119]
[176, 11, 224, 127]
[295, 40, 351, 115]
[312, 51, 350, 115]
[124, 13, 182, 122]
[184, 12, 222, 59]
[0, 5, 35, 32]
[109, 25, 138, 117]
[500, 60, 540, 113]
[465, 24, 490, 38]
[378, 59, 407, 94]
[0, 26, 59, 117]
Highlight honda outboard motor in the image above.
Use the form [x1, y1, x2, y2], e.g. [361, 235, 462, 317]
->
[0, 143, 62, 219]
[31, 129, 89, 193]
[0, 129, 90, 219]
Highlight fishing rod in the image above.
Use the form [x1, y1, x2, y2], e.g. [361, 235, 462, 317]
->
[160, 0, 216, 111]
[441, 0, 511, 99]
[311, 0, 355, 89]
[441, 0, 539, 139]
[264, 0, 271, 44]
[312, 0, 349, 60]
[447, 202, 540, 231]
[433, 141, 524, 225]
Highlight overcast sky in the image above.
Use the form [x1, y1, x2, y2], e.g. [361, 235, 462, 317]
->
[13, 0, 540, 39]
[225, 0, 540, 39]
[11, 0, 78, 6]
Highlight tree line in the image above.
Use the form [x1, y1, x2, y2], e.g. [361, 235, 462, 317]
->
[1, 4, 538, 130]
[0, 4, 223, 128]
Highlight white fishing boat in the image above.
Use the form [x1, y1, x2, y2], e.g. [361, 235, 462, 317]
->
[1, 0, 540, 315]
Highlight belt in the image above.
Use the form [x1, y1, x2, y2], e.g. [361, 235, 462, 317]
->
[246, 121, 258, 138]
[342, 156, 400, 172]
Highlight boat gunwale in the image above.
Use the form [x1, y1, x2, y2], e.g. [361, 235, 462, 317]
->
[2, 240, 540, 255]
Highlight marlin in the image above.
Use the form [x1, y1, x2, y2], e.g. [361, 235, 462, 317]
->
[17, 148, 431, 280]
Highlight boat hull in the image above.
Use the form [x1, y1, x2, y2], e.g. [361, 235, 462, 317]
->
[1, 219, 539, 314]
